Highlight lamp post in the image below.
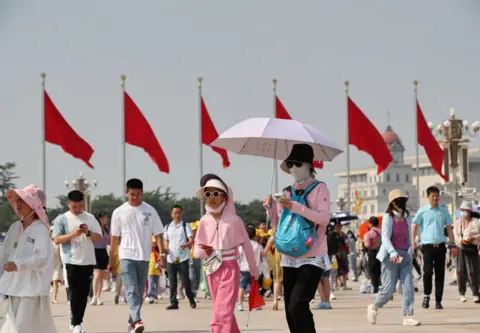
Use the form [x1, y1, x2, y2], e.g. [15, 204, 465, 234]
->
[336, 197, 347, 212]
[65, 172, 98, 213]
[428, 108, 480, 212]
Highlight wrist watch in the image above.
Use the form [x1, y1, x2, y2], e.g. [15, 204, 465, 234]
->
[86, 231, 92, 237]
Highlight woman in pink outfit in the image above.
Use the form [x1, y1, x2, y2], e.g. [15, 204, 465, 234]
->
[194, 174, 260, 333]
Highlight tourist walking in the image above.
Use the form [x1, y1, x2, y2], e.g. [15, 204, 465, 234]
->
[453, 200, 480, 303]
[165, 204, 196, 310]
[346, 230, 358, 281]
[364, 216, 382, 294]
[52, 190, 102, 333]
[193, 174, 259, 333]
[412, 186, 455, 309]
[367, 190, 420, 326]
[91, 211, 110, 306]
[264, 144, 331, 333]
[109, 178, 166, 333]
[0, 185, 57, 333]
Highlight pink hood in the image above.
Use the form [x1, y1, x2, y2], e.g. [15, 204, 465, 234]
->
[194, 187, 260, 277]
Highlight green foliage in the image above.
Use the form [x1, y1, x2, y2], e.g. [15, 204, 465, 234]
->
[0, 162, 266, 232]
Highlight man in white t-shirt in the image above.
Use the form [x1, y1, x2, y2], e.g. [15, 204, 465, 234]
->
[52, 190, 102, 333]
[164, 205, 196, 310]
[109, 178, 166, 333]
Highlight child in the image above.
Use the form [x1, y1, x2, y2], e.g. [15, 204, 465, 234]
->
[237, 226, 263, 311]
[147, 236, 161, 303]
[193, 174, 259, 333]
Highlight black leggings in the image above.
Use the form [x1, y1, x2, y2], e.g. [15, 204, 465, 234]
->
[283, 264, 322, 333]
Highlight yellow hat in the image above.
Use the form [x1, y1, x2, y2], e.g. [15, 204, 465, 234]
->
[152, 236, 156, 243]
[190, 221, 200, 231]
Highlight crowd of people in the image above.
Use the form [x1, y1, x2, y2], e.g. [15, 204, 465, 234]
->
[0, 143, 480, 333]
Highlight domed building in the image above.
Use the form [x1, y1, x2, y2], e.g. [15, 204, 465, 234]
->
[335, 125, 418, 219]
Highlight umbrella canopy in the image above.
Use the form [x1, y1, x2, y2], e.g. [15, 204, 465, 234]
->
[329, 211, 358, 225]
[211, 117, 343, 161]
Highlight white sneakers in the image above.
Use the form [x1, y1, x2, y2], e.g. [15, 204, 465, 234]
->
[460, 296, 467, 302]
[90, 296, 103, 306]
[367, 304, 420, 326]
[70, 324, 86, 333]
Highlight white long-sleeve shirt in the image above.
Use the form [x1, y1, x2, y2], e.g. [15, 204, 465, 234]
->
[0, 220, 53, 297]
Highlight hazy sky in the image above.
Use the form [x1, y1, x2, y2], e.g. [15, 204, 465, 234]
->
[1, 1, 480, 208]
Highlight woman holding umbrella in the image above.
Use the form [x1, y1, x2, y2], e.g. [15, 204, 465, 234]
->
[264, 144, 331, 333]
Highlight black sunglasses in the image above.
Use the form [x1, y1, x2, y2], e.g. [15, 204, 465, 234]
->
[204, 191, 224, 198]
[286, 161, 304, 169]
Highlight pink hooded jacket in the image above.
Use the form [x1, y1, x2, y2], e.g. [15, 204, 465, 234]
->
[193, 187, 260, 277]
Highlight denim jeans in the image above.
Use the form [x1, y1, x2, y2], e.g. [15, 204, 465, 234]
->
[147, 275, 159, 299]
[374, 250, 414, 315]
[189, 258, 202, 297]
[348, 253, 358, 280]
[120, 259, 149, 324]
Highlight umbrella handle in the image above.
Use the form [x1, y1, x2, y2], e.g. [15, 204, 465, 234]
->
[269, 141, 278, 195]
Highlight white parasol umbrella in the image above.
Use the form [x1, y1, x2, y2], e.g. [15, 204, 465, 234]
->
[211, 117, 343, 193]
[211, 117, 343, 161]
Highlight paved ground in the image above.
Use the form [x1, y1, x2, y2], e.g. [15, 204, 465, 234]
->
[37, 280, 480, 333]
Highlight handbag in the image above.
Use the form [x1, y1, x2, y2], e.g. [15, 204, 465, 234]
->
[202, 222, 223, 276]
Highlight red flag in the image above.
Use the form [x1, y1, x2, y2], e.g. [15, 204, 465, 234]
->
[348, 97, 392, 174]
[201, 98, 230, 168]
[248, 279, 265, 311]
[44, 91, 94, 168]
[417, 101, 447, 180]
[124, 92, 169, 173]
[275, 96, 324, 168]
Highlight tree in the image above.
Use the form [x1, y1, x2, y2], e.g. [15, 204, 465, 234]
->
[0, 162, 19, 201]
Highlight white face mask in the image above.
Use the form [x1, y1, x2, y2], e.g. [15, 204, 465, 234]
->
[289, 164, 311, 183]
[205, 201, 226, 214]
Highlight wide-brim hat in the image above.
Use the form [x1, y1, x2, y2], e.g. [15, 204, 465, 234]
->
[7, 185, 49, 227]
[459, 200, 472, 211]
[280, 144, 315, 174]
[387, 189, 408, 206]
[196, 179, 228, 200]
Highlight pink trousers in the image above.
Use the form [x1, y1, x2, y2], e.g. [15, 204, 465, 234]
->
[207, 260, 241, 333]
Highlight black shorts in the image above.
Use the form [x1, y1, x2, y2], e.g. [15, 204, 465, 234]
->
[94, 248, 109, 270]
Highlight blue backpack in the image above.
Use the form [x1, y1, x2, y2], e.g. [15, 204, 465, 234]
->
[274, 180, 322, 257]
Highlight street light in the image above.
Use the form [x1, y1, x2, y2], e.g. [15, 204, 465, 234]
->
[65, 172, 98, 213]
[428, 108, 480, 212]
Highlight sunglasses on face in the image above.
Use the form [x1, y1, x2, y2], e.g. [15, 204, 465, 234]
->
[204, 191, 224, 198]
[286, 161, 304, 169]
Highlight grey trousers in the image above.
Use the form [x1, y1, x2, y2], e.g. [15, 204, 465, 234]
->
[456, 248, 479, 296]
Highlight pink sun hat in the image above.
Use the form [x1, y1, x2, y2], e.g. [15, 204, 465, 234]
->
[6, 184, 49, 227]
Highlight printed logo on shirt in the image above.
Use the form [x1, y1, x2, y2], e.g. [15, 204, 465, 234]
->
[26, 237, 35, 244]
[142, 213, 151, 224]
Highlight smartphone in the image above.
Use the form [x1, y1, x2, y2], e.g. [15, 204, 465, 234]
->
[272, 193, 285, 202]
[79, 224, 88, 230]
[397, 256, 403, 263]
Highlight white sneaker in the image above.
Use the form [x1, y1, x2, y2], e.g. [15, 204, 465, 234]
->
[90, 296, 97, 305]
[72, 325, 84, 333]
[330, 293, 336, 300]
[70, 325, 86, 333]
[132, 321, 144, 333]
[367, 304, 378, 325]
[403, 316, 420, 326]
[236, 303, 244, 312]
[460, 296, 467, 302]
[96, 298, 103, 305]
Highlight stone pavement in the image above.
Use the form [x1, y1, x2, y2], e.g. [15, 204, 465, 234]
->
[20, 281, 480, 332]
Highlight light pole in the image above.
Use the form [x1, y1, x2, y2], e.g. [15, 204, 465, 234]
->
[428, 108, 480, 212]
[65, 172, 98, 213]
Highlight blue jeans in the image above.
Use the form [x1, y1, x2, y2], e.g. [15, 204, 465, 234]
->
[348, 253, 358, 280]
[189, 258, 202, 297]
[374, 250, 414, 315]
[120, 259, 149, 324]
[147, 275, 159, 299]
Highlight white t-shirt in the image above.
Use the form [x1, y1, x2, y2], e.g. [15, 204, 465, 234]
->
[238, 240, 262, 272]
[165, 221, 193, 264]
[111, 202, 164, 262]
[52, 211, 101, 266]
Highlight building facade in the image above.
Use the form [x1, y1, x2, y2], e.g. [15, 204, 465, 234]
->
[335, 126, 480, 220]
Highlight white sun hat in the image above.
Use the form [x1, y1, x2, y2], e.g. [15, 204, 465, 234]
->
[196, 179, 228, 199]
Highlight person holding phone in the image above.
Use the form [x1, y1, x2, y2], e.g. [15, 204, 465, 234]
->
[367, 190, 420, 327]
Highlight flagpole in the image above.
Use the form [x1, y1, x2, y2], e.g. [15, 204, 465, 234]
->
[121, 74, 127, 197]
[345, 80, 350, 212]
[198, 77, 205, 217]
[414, 80, 420, 210]
[41, 73, 47, 198]
[272, 78, 279, 194]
